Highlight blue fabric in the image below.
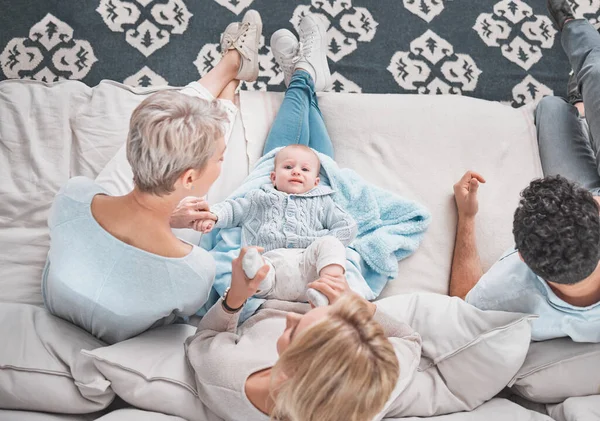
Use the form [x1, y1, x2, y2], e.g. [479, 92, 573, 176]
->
[263, 70, 334, 158]
[42, 177, 215, 344]
[199, 149, 431, 321]
[466, 248, 600, 343]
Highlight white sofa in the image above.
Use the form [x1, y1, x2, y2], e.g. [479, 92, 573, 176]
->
[1, 79, 598, 420]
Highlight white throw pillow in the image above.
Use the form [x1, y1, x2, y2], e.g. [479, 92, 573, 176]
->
[0, 411, 98, 421]
[80, 324, 220, 421]
[547, 395, 600, 421]
[385, 398, 553, 421]
[509, 338, 600, 403]
[0, 303, 113, 413]
[94, 408, 190, 421]
[375, 293, 534, 417]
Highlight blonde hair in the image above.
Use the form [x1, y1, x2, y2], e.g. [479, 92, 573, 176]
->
[271, 293, 399, 421]
[274, 144, 321, 173]
[126, 90, 228, 195]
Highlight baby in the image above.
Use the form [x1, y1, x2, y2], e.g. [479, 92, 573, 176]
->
[197, 145, 357, 306]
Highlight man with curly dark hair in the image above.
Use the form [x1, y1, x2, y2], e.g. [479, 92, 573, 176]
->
[451, 172, 600, 342]
[448, 1, 600, 343]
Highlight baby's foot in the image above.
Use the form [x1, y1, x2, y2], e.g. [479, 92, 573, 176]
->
[243, 248, 273, 295]
[306, 288, 329, 307]
[242, 248, 263, 278]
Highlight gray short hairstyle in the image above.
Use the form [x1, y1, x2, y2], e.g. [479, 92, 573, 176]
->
[126, 90, 228, 195]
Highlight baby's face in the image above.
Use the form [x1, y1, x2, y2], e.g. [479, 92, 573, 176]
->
[271, 148, 320, 194]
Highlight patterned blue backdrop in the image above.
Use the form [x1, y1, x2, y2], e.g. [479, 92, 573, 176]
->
[1, 0, 599, 107]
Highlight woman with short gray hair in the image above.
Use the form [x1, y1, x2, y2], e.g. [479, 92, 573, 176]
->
[42, 10, 263, 344]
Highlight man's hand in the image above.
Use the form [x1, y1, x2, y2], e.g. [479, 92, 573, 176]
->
[453, 171, 486, 219]
[170, 196, 217, 229]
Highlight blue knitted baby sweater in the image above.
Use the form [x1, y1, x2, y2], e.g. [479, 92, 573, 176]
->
[211, 184, 356, 251]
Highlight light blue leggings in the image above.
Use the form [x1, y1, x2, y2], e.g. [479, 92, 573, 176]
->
[262, 70, 334, 158]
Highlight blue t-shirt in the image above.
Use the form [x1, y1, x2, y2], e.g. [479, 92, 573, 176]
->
[42, 177, 215, 344]
[466, 248, 600, 342]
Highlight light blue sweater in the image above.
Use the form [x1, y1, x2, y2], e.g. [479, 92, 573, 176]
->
[467, 248, 600, 343]
[211, 183, 357, 251]
[42, 177, 215, 344]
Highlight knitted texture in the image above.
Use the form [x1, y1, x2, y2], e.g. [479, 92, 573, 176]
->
[211, 184, 357, 251]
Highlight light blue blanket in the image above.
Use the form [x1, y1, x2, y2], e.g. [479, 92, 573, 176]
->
[198, 148, 431, 321]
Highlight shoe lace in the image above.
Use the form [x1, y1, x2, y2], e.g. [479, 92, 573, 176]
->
[298, 30, 316, 59]
[277, 42, 304, 77]
[221, 22, 253, 59]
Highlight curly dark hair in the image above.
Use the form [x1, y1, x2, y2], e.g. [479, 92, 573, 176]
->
[513, 175, 600, 285]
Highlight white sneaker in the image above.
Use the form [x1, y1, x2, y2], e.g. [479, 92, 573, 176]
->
[296, 14, 332, 91]
[270, 29, 300, 87]
[220, 10, 262, 82]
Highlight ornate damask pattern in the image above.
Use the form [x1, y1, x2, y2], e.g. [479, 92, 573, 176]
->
[388, 30, 482, 95]
[96, 0, 193, 56]
[568, 0, 600, 29]
[0, 0, 593, 105]
[0, 14, 97, 82]
[403, 0, 448, 23]
[474, 0, 557, 71]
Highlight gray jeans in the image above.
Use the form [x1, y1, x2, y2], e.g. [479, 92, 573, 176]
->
[536, 19, 600, 196]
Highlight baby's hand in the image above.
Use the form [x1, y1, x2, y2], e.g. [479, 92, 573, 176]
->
[194, 219, 215, 233]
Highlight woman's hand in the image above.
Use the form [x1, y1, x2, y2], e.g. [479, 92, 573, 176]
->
[170, 196, 216, 229]
[307, 273, 350, 305]
[308, 274, 377, 315]
[226, 247, 270, 309]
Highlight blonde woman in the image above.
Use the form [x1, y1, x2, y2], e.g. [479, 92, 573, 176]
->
[186, 247, 422, 421]
[42, 11, 263, 344]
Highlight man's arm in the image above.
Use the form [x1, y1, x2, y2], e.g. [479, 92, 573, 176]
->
[449, 171, 486, 299]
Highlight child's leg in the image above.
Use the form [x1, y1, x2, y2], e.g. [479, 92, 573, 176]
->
[252, 255, 276, 298]
[262, 70, 335, 157]
[307, 84, 335, 159]
[262, 70, 312, 155]
[256, 249, 308, 300]
[301, 236, 346, 306]
[301, 236, 347, 279]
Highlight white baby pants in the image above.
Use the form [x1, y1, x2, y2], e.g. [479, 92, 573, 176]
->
[256, 236, 347, 301]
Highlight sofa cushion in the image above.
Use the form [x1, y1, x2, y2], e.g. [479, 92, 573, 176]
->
[546, 395, 600, 421]
[509, 338, 600, 403]
[239, 91, 543, 296]
[376, 293, 534, 417]
[385, 398, 553, 421]
[0, 303, 114, 413]
[80, 324, 219, 421]
[94, 408, 191, 421]
[0, 411, 98, 421]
